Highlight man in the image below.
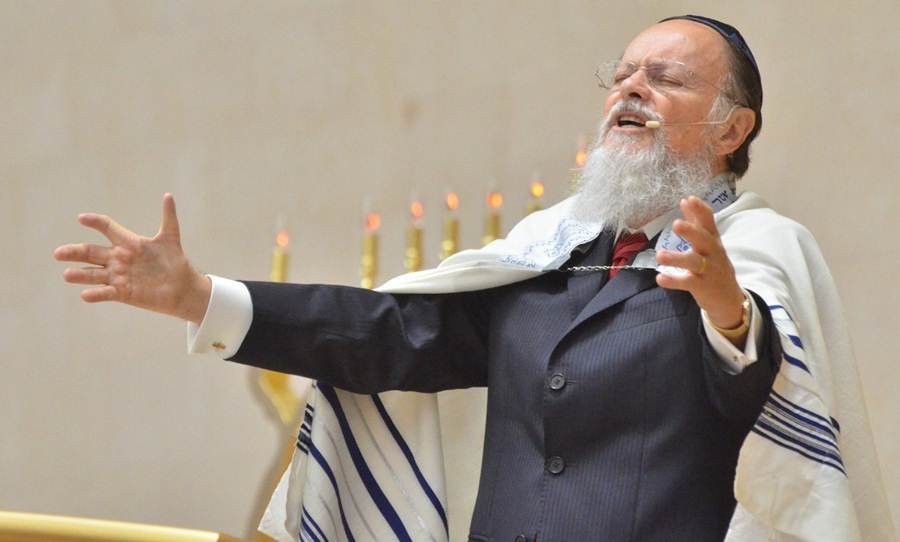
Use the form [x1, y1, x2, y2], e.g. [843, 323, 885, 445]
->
[55, 16, 891, 542]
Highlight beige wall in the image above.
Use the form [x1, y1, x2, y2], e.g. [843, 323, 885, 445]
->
[2, 1, 897, 538]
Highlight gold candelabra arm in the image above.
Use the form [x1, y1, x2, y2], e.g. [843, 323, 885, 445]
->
[440, 217, 459, 260]
[360, 233, 379, 289]
[404, 227, 423, 272]
[0, 510, 243, 542]
[257, 370, 301, 426]
[481, 213, 501, 246]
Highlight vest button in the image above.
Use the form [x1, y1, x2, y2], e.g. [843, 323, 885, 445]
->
[547, 455, 565, 474]
[549, 373, 567, 390]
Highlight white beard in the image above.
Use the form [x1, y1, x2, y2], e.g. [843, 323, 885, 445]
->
[573, 101, 715, 229]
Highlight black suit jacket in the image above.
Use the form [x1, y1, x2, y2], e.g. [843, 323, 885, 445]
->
[231, 231, 781, 541]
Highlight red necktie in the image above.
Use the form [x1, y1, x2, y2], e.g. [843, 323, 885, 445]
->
[609, 232, 648, 278]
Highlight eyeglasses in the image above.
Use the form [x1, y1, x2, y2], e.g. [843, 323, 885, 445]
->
[595, 59, 737, 100]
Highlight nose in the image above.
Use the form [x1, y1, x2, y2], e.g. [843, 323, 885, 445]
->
[616, 67, 652, 102]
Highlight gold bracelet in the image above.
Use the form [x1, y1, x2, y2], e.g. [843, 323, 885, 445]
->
[710, 294, 751, 339]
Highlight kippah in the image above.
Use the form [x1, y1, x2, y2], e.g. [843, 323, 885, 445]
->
[659, 15, 762, 104]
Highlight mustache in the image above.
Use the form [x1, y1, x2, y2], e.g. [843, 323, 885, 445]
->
[599, 100, 663, 134]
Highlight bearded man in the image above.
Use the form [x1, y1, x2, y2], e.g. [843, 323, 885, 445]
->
[55, 15, 892, 542]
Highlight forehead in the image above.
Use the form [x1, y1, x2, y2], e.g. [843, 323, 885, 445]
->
[621, 20, 729, 77]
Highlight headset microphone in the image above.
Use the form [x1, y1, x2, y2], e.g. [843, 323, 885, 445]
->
[643, 105, 738, 129]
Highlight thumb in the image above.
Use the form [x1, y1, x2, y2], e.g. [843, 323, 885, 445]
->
[158, 193, 182, 243]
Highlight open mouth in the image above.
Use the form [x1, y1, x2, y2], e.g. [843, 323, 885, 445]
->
[616, 115, 647, 128]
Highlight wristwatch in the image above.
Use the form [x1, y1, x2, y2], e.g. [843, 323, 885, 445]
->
[710, 293, 751, 339]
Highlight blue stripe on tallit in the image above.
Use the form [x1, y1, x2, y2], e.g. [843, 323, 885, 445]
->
[751, 427, 846, 475]
[300, 515, 321, 542]
[767, 395, 837, 440]
[764, 405, 840, 453]
[303, 507, 330, 542]
[770, 390, 838, 431]
[766, 305, 809, 371]
[297, 425, 311, 454]
[755, 419, 846, 474]
[757, 417, 842, 464]
[782, 352, 811, 373]
[371, 393, 449, 533]
[318, 384, 413, 542]
[307, 441, 356, 541]
[768, 304, 793, 319]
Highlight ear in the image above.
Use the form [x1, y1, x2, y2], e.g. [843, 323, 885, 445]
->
[715, 107, 755, 156]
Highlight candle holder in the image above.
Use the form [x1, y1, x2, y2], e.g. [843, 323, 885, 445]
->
[526, 174, 545, 215]
[570, 134, 589, 194]
[440, 191, 460, 260]
[482, 189, 503, 246]
[361, 211, 381, 289]
[404, 198, 424, 273]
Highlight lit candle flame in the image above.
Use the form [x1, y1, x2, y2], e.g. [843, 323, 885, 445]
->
[445, 192, 460, 211]
[575, 134, 588, 168]
[275, 230, 290, 249]
[487, 191, 503, 211]
[530, 181, 545, 199]
[365, 212, 382, 233]
[410, 201, 424, 221]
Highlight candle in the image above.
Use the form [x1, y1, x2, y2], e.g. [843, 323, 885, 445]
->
[270, 229, 289, 283]
[526, 173, 545, 215]
[259, 225, 300, 425]
[404, 198, 424, 272]
[360, 210, 381, 289]
[482, 189, 503, 246]
[570, 133, 589, 194]
[440, 191, 460, 260]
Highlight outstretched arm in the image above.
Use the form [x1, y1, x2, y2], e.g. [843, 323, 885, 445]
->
[54, 194, 212, 323]
[228, 281, 490, 393]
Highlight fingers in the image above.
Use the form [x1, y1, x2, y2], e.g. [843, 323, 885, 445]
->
[80, 285, 118, 303]
[656, 249, 706, 274]
[655, 270, 691, 292]
[680, 196, 717, 235]
[671, 219, 714, 255]
[78, 213, 131, 244]
[655, 250, 706, 292]
[63, 266, 109, 285]
[53, 243, 110, 265]
[158, 193, 181, 241]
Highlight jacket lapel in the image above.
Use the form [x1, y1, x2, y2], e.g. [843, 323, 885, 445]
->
[564, 230, 615, 320]
[564, 263, 660, 338]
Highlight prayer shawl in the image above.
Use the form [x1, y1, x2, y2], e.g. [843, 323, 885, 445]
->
[259, 192, 895, 542]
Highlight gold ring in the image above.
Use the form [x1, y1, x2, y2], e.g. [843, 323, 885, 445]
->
[697, 255, 708, 275]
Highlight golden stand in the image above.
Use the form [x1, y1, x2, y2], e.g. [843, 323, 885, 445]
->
[0, 511, 243, 542]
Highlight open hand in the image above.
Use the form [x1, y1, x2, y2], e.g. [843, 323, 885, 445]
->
[54, 194, 211, 323]
[655, 196, 746, 330]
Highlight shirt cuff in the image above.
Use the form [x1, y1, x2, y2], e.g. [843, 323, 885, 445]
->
[701, 289, 761, 374]
[186, 275, 253, 358]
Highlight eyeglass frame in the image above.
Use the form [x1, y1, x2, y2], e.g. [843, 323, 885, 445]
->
[595, 58, 745, 106]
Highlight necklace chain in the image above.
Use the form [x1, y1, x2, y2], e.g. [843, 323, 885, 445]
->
[562, 265, 658, 273]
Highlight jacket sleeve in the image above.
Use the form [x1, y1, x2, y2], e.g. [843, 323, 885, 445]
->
[227, 281, 491, 394]
[699, 289, 782, 421]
